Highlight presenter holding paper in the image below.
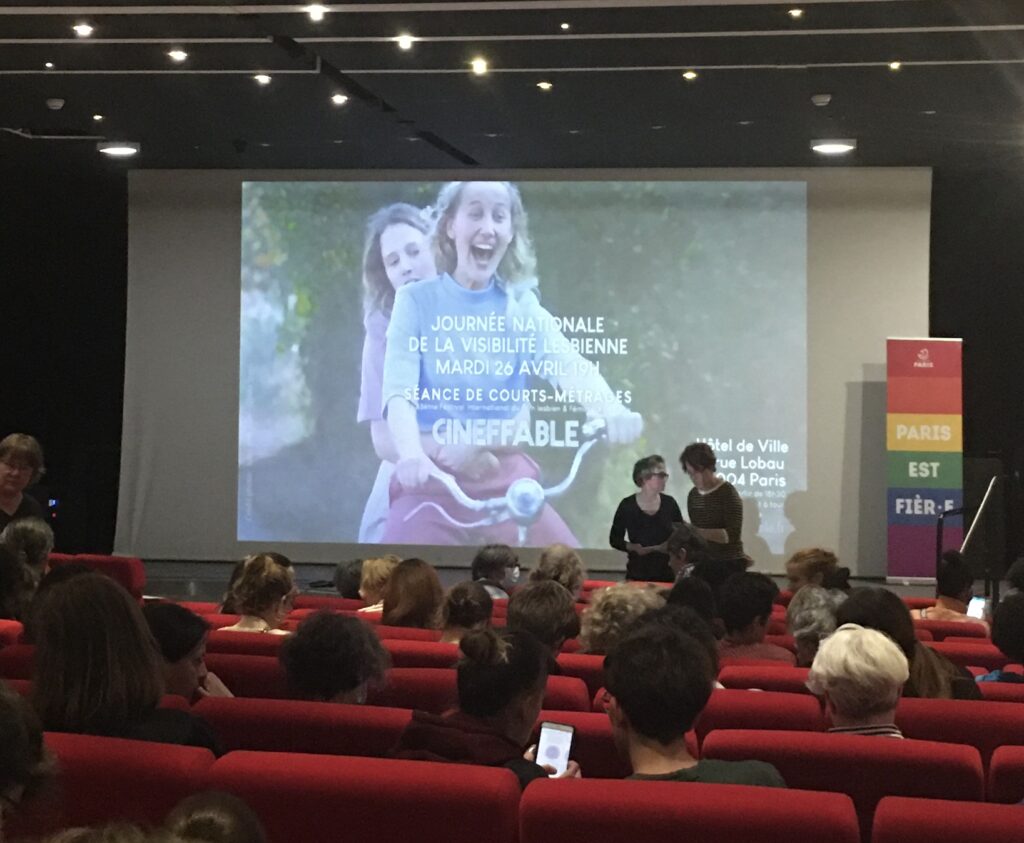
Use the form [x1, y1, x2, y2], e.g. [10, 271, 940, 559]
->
[609, 455, 682, 582]
[380, 180, 643, 546]
[680, 442, 747, 578]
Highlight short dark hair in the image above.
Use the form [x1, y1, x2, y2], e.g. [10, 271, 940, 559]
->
[334, 559, 364, 600]
[1005, 558, 1024, 593]
[717, 572, 778, 634]
[441, 581, 493, 630]
[936, 550, 974, 599]
[0, 679, 52, 807]
[631, 455, 665, 487]
[680, 442, 716, 472]
[143, 603, 209, 663]
[507, 581, 580, 650]
[835, 587, 916, 660]
[992, 593, 1024, 662]
[457, 628, 547, 717]
[605, 623, 714, 744]
[666, 576, 717, 628]
[633, 604, 720, 674]
[471, 544, 518, 582]
[164, 790, 268, 843]
[280, 611, 388, 701]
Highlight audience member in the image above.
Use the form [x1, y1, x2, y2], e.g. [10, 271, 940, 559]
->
[333, 558, 364, 600]
[220, 552, 292, 615]
[977, 592, 1024, 683]
[0, 516, 54, 589]
[836, 587, 981, 700]
[910, 551, 984, 629]
[21, 562, 92, 642]
[0, 545, 30, 621]
[631, 604, 721, 680]
[785, 547, 845, 594]
[664, 522, 712, 579]
[580, 583, 664, 655]
[604, 622, 785, 786]
[279, 611, 388, 702]
[470, 544, 520, 600]
[381, 558, 443, 628]
[31, 573, 221, 753]
[40, 825, 157, 843]
[164, 791, 267, 843]
[392, 628, 579, 787]
[357, 555, 401, 612]
[717, 572, 795, 665]
[0, 433, 46, 531]
[807, 623, 908, 737]
[529, 543, 586, 599]
[1004, 557, 1024, 599]
[143, 603, 233, 701]
[787, 585, 845, 667]
[507, 580, 580, 659]
[439, 581, 493, 644]
[0, 680, 53, 836]
[665, 575, 718, 633]
[219, 554, 297, 634]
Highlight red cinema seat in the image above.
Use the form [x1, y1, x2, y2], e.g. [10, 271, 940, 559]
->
[944, 635, 996, 645]
[582, 580, 618, 592]
[775, 589, 795, 607]
[193, 696, 412, 757]
[926, 641, 1008, 671]
[913, 620, 988, 641]
[175, 601, 220, 614]
[0, 619, 23, 646]
[903, 597, 937, 611]
[3, 677, 31, 696]
[292, 594, 366, 612]
[491, 599, 508, 617]
[206, 629, 287, 657]
[204, 653, 292, 699]
[374, 624, 443, 642]
[206, 752, 519, 843]
[767, 617, 788, 635]
[5, 733, 213, 839]
[383, 639, 460, 668]
[47, 552, 76, 565]
[718, 665, 813, 694]
[765, 634, 797, 653]
[915, 628, 935, 641]
[695, 689, 825, 745]
[555, 653, 604, 697]
[988, 745, 1024, 803]
[701, 730, 984, 838]
[896, 697, 1024, 766]
[560, 638, 581, 653]
[200, 614, 244, 630]
[55, 554, 146, 599]
[520, 780, 859, 843]
[978, 682, 1024, 703]
[0, 643, 34, 679]
[873, 796, 1024, 843]
[533, 710, 632, 778]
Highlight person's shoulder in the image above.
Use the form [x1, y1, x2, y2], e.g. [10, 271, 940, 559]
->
[508, 758, 549, 790]
[395, 274, 444, 304]
[128, 708, 222, 755]
[695, 759, 787, 788]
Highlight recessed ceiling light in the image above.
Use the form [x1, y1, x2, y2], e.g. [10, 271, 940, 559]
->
[333, 139, 345, 144]
[560, 22, 571, 31]
[536, 81, 553, 91]
[682, 70, 698, 81]
[93, 114, 104, 122]
[921, 109, 937, 116]
[97, 141, 139, 158]
[73, 23, 94, 37]
[788, 8, 804, 19]
[470, 57, 488, 76]
[811, 138, 857, 155]
[568, 129, 581, 135]
[305, 4, 327, 22]
[651, 125, 664, 130]
[254, 74, 272, 85]
[738, 120, 754, 126]
[167, 49, 188, 62]
[44, 61, 54, 69]
[396, 33, 415, 50]
[331, 93, 348, 105]
[888, 61, 902, 71]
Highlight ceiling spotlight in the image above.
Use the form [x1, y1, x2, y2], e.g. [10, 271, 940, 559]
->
[73, 22, 94, 37]
[167, 49, 188, 62]
[254, 74, 272, 85]
[396, 33, 415, 50]
[811, 138, 857, 155]
[97, 141, 140, 158]
[44, 61, 54, 69]
[560, 22, 571, 30]
[305, 4, 327, 22]
[682, 70, 698, 81]
[888, 61, 902, 71]
[93, 114, 104, 122]
[470, 57, 488, 76]
[536, 81, 553, 91]
[331, 93, 348, 105]
[788, 8, 804, 19]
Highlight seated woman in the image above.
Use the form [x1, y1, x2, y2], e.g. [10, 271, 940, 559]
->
[507, 580, 580, 662]
[786, 585, 845, 667]
[31, 573, 221, 753]
[580, 583, 664, 655]
[439, 581, 493, 645]
[279, 611, 389, 703]
[143, 603, 233, 701]
[806, 623, 909, 738]
[785, 547, 842, 594]
[219, 554, 297, 635]
[392, 627, 579, 787]
[381, 558, 443, 629]
[0, 680, 52, 834]
[164, 790, 268, 843]
[220, 552, 292, 615]
[357, 555, 401, 614]
[529, 544, 586, 600]
[977, 593, 1024, 683]
[470, 544, 519, 600]
[1, 516, 54, 590]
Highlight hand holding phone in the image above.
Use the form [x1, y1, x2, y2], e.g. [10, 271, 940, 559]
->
[536, 721, 575, 777]
[967, 595, 990, 620]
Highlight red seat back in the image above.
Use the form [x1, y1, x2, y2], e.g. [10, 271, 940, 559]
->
[987, 745, 1024, 803]
[533, 710, 632, 778]
[205, 751, 519, 843]
[873, 796, 1024, 843]
[978, 682, 1024, 703]
[206, 629, 287, 657]
[555, 653, 604, 697]
[175, 601, 220, 615]
[193, 696, 411, 756]
[52, 554, 146, 599]
[292, 594, 367, 611]
[913, 619, 988, 641]
[701, 730, 984, 839]
[204, 653, 292, 699]
[718, 665, 813, 694]
[520, 780, 859, 843]
[374, 624, 443, 642]
[903, 597, 937, 611]
[764, 634, 796, 653]
[896, 697, 1024, 766]
[0, 643, 35, 679]
[0, 619, 23, 646]
[926, 641, 1007, 671]
[695, 689, 825, 745]
[383, 639, 460, 669]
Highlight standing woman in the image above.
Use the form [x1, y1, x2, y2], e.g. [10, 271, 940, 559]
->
[609, 455, 682, 582]
[680, 442, 746, 576]
[0, 434, 45, 531]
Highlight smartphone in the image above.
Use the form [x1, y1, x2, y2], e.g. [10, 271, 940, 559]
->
[536, 721, 575, 777]
[967, 596, 990, 620]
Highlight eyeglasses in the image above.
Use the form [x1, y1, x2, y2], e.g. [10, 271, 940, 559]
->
[651, 472, 669, 479]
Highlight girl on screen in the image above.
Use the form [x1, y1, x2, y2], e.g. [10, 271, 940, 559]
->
[357, 203, 438, 542]
[379, 180, 642, 546]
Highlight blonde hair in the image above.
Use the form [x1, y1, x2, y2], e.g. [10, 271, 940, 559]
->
[580, 583, 665, 655]
[360, 555, 400, 605]
[806, 623, 909, 719]
[530, 544, 586, 598]
[228, 554, 296, 617]
[786, 548, 839, 586]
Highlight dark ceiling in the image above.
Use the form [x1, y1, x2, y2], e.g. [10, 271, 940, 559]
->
[2, 0, 1024, 171]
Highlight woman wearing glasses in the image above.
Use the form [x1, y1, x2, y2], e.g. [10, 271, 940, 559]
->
[609, 455, 682, 582]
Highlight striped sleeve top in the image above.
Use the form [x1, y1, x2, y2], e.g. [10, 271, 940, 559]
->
[687, 480, 744, 561]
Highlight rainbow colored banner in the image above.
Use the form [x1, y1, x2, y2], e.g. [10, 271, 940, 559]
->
[886, 338, 963, 581]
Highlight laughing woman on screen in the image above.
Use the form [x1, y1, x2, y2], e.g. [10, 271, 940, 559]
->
[379, 180, 643, 546]
[356, 203, 438, 543]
